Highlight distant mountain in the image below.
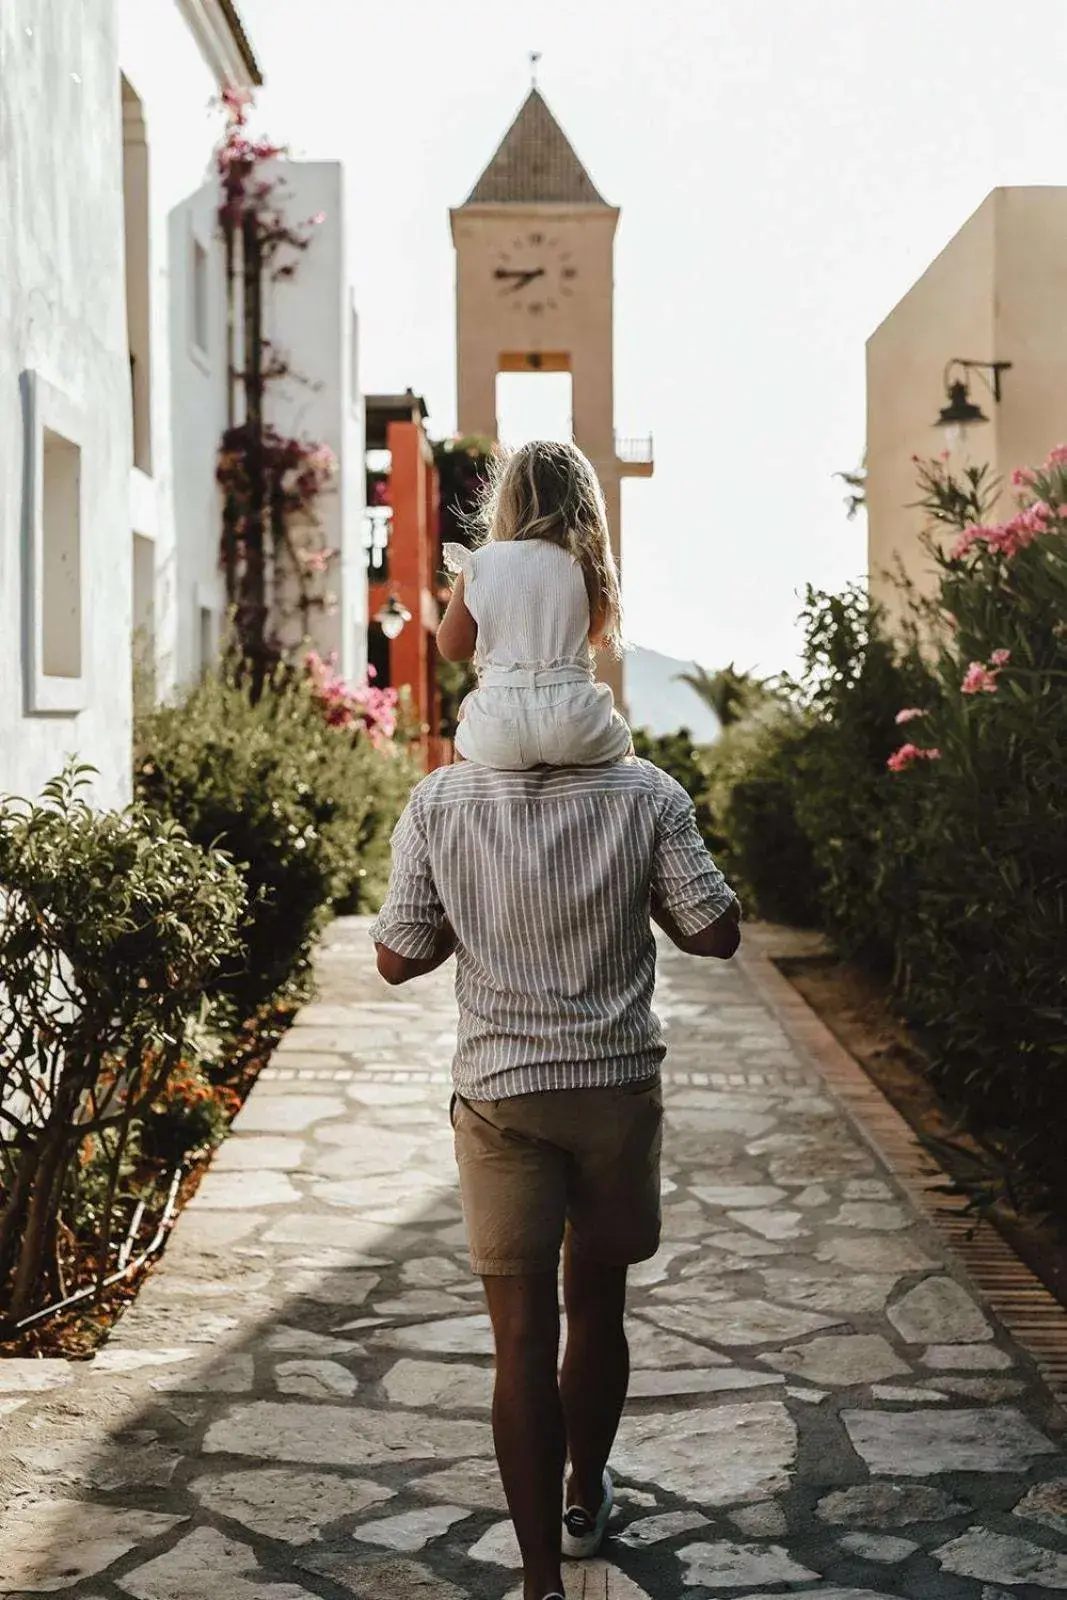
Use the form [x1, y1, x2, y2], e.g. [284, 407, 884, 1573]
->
[624, 646, 721, 743]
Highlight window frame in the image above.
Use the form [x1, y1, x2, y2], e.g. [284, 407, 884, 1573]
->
[20, 369, 89, 716]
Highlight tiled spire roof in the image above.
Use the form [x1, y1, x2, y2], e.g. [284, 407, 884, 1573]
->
[464, 89, 608, 206]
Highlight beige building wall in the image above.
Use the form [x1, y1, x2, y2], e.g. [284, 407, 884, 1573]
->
[867, 187, 1067, 631]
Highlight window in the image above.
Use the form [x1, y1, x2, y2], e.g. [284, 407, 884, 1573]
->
[350, 300, 360, 407]
[132, 532, 156, 704]
[21, 371, 87, 714]
[122, 75, 152, 472]
[199, 605, 216, 672]
[41, 431, 82, 680]
[192, 237, 210, 361]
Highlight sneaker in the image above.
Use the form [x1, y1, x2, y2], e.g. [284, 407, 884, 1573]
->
[561, 1467, 614, 1558]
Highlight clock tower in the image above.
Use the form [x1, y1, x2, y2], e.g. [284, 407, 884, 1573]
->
[450, 88, 653, 701]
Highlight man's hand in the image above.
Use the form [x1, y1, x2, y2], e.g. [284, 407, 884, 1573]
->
[652, 897, 741, 960]
[375, 925, 457, 986]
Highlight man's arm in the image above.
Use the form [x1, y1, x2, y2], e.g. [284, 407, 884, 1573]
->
[653, 896, 740, 959]
[376, 924, 457, 986]
[649, 773, 741, 960]
[368, 789, 455, 984]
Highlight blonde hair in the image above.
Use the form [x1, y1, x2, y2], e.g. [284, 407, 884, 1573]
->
[475, 440, 624, 657]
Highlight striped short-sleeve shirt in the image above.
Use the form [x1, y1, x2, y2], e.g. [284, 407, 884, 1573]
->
[369, 757, 737, 1100]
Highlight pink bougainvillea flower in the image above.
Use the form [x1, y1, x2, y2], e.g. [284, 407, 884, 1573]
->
[990, 648, 1012, 668]
[895, 707, 926, 724]
[961, 661, 1000, 695]
[309, 211, 326, 227]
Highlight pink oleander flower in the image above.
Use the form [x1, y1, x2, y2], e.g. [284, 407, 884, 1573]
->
[309, 211, 326, 227]
[990, 648, 1012, 668]
[895, 707, 926, 725]
[949, 525, 987, 561]
[1046, 444, 1067, 467]
[887, 744, 942, 773]
[961, 661, 999, 695]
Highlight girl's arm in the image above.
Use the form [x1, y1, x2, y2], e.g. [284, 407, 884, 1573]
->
[437, 573, 478, 663]
[588, 597, 608, 651]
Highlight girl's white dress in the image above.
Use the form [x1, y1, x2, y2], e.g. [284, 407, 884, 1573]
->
[444, 539, 632, 770]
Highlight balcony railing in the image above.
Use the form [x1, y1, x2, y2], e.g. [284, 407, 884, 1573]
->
[615, 433, 654, 464]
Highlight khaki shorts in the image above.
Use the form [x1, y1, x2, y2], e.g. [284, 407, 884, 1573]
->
[451, 1078, 663, 1276]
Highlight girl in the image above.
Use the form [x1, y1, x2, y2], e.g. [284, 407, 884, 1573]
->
[436, 439, 633, 770]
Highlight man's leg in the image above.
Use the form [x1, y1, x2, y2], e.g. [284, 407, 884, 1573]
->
[482, 1273, 566, 1600]
[560, 1233, 630, 1514]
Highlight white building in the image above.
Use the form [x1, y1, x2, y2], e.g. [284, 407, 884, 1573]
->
[2, 4, 367, 811]
[263, 162, 367, 682]
[0, 0, 259, 809]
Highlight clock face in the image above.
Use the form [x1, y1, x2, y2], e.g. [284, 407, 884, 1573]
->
[493, 231, 578, 315]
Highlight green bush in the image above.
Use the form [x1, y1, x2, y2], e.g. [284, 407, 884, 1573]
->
[0, 766, 244, 1323]
[703, 450, 1067, 1202]
[881, 457, 1067, 1185]
[631, 728, 721, 848]
[703, 708, 819, 925]
[135, 666, 417, 1018]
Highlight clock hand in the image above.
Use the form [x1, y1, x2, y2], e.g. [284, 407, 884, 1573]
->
[493, 267, 546, 293]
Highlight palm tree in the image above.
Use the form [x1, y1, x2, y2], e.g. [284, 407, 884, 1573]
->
[676, 663, 770, 728]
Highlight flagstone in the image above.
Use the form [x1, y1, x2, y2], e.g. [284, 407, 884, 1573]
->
[816, 1234, 937, 1273]
[727, 1207, 804, 1240]
[839, 1531, 919, 1562]
[887, 1276, 993, 1345]
[274, 1358, 358, 1398]
[935, 1526, 1067, 1587]
[119, 1527, 317, 1599]
[370, 1313, 495, 1355]
[816, 1481, 969, 1526]
[353, 1505, 471, 1553]
[190, 1467, 392, 1543]
[618, 1509, 712, 1545]
[202, 1401, 493, 1466]
[381, 1358, 493, 1410]
[729, 1500, 788, 1537]
[922, 1343, 1013, 1370]
[408, 1457, 510, 1513]
[624, 1319, 726, 1368]
[0, 1358, 73, 1393]
[504, 1563, 653, 1598]
[764, 1334, 909, 1387]
[677, 1539, 818, 1586]
[692, 1185, 787, 1208]
[0, 1504, 185, 1591]
[639, 1297, 839, 1347]
[212, 1135, 309, 1171]
[468, 1519, 522, 1566]
[232, 1094, 346, 1133]
[296, 1553, 467, 1597]
[1013, 1476, 1067, 1536]
[614, 1400, 796, 1506]
[843, 1407, 1057, 1476]
[759, 1269, 902, 1315]
[628, 1365, 780, 1397]
[829, 1201, 910, 1231]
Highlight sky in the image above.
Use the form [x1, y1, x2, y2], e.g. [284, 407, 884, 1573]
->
[240, 0, 1067, 675]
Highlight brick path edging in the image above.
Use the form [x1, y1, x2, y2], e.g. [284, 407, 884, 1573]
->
[737, 936, 1067, 1418]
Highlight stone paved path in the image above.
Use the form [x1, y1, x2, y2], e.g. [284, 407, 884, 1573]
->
[2, 918, 1066, 1597]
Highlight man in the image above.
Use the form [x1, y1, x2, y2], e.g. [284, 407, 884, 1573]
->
[370, 757, 740, 1600]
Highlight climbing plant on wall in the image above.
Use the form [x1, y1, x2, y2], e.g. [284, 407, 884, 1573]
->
[214, 87, 338, 694]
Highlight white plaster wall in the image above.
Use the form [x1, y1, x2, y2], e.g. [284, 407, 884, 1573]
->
[264, 162, 367, 682]
[117, 0, 232, 694]
[0, 1, 132, 808]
